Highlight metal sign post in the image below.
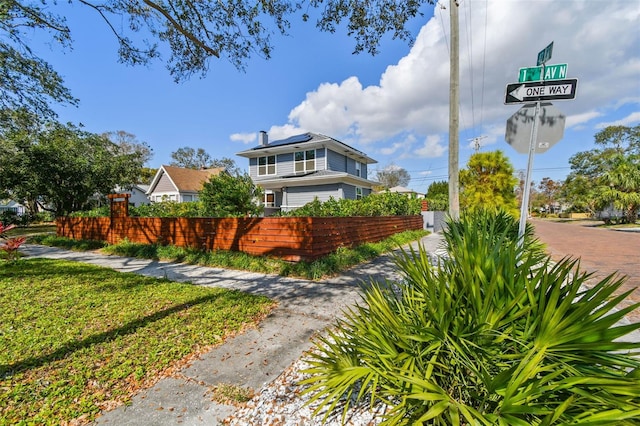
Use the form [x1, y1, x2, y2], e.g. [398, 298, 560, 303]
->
[505, 42, 577, 245]
[518, 99, 541, 243]
[518, 46, 549, 244]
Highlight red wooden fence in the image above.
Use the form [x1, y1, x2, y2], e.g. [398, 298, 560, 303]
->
[57, 216, 423, 261]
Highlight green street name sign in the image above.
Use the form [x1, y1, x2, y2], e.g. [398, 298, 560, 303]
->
[519, 63, 568, 82]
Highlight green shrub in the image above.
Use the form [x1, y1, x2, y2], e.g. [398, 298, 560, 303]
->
[30, 235, 107, 251]
[32, 211, 55, 223]
[130, 201, 206, 217]
[69, 206, 110, 217]
[278, 192, 421, 217]
[302, 210, 640, 425]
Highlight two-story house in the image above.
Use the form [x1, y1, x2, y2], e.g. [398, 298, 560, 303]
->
[236, 132, 379, 213]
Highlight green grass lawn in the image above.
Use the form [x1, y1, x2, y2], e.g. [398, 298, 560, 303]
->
[0, 259, 275, 425]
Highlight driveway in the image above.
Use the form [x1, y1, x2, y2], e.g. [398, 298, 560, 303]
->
[531, 219, 640, 322]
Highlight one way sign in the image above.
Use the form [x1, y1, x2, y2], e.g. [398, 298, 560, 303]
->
[504, 79, 578, 104]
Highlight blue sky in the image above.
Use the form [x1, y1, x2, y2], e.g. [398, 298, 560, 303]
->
[37, 0, 640, 193]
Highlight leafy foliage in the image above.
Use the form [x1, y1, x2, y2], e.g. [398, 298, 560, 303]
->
[425, 180, 448, 211]
[131, 201, 206, 218]
[0, 221, 25, 261]
[278, 192, 421, 217]
[376, 164, 411, 188]
[170, 146, 212, 169]
[199, 172, 263, 217]
[564, 125, 640, 223]
[460, 150, 519, 216]
[302, 210, 640, 425]
[0, 1, 77, 119]
[0, 116, 150, 216]
[2, 0, 435, 116]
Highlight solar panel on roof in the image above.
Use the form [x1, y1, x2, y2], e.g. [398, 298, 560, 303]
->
[267, 133, 313, 147]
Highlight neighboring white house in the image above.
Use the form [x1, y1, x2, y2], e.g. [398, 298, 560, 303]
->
[387, 186, 425, 198]
[236, 132, 379, 213]
[0, 199, 26, 216]
[114, 184, 151, 207]
[146, 165, 224, 202]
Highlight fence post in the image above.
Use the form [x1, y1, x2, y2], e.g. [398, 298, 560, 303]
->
[107, 193, 130, 245]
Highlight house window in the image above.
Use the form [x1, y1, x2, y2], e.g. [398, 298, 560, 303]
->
[355, 161, 362, 177]
[258, 155, 276, 176]
[295, 150, 315, 173]
[356, 187, 363, 199]
[264, 192, 275, 207]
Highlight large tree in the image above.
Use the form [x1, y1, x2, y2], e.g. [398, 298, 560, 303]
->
[536, 177, 561, 213]
[0, 117, 148, 216]
[459, 150, 519, 216]
[170, 147, 212, 169]
[102, 130, 153, 165]
[1, 0, 433, 118]
[376, 164, 411, 188]
[565, 125, 639, 223]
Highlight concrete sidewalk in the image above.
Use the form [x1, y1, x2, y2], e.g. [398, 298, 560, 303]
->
[20, 233, 446, 425]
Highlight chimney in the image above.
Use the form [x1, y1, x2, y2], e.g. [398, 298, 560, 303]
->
[259, 130, 268, 146]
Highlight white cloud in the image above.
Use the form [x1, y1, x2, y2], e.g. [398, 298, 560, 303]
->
[265, 124, 305, 141]
[565, 111, 603, 129]
[230, 132, 257, 144]
[277, 0, 639, 151]
[414, 135, 447, 158]
[595, 111, 640, 128]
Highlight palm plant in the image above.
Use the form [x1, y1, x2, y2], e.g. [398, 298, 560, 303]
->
[302, 210, 640, 425]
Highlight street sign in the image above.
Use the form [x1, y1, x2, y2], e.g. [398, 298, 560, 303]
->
[504, 79, 578, 104]
[537, 41, 553, 65]
[518, 63, 568, 82]
[505, 103, 566, 154]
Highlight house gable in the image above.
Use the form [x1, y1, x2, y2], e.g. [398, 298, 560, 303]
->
[147, 165, 224, 202]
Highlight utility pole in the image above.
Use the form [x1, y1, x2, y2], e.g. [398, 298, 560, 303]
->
[448, 0, 460, 220]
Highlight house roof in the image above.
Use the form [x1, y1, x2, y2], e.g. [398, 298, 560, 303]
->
[387, 186, 425, 196]
[115, 184, 150, 193]
[147, 165, 225, 195]
[236, 132, 377, 164]
[0, 199, 23, 208]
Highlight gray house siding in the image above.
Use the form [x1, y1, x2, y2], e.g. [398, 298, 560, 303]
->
[285, 184, 341, 207]
[248, 157, 257, 178]
[343, 185, 372, 199]
[342, 185, 356, 199]
[316, 149, 326, 171]
[155, 174, 176, 192]
[327, 149, 346, 173]
[327, 150, 368, 179]
[276, 152, 295, 175]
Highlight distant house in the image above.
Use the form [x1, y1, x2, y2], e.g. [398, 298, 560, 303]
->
[387, 186, 424, 198]
[146, 165, 224, 203]
[236, 132, 379, 213]
[114, 184, 151, 207]
[0, 199, 26, 216]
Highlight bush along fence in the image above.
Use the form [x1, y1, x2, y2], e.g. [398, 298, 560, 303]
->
[56, 214, 423, 262]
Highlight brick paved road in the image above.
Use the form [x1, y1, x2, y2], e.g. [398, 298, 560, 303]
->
[531, 219, 640, 322]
